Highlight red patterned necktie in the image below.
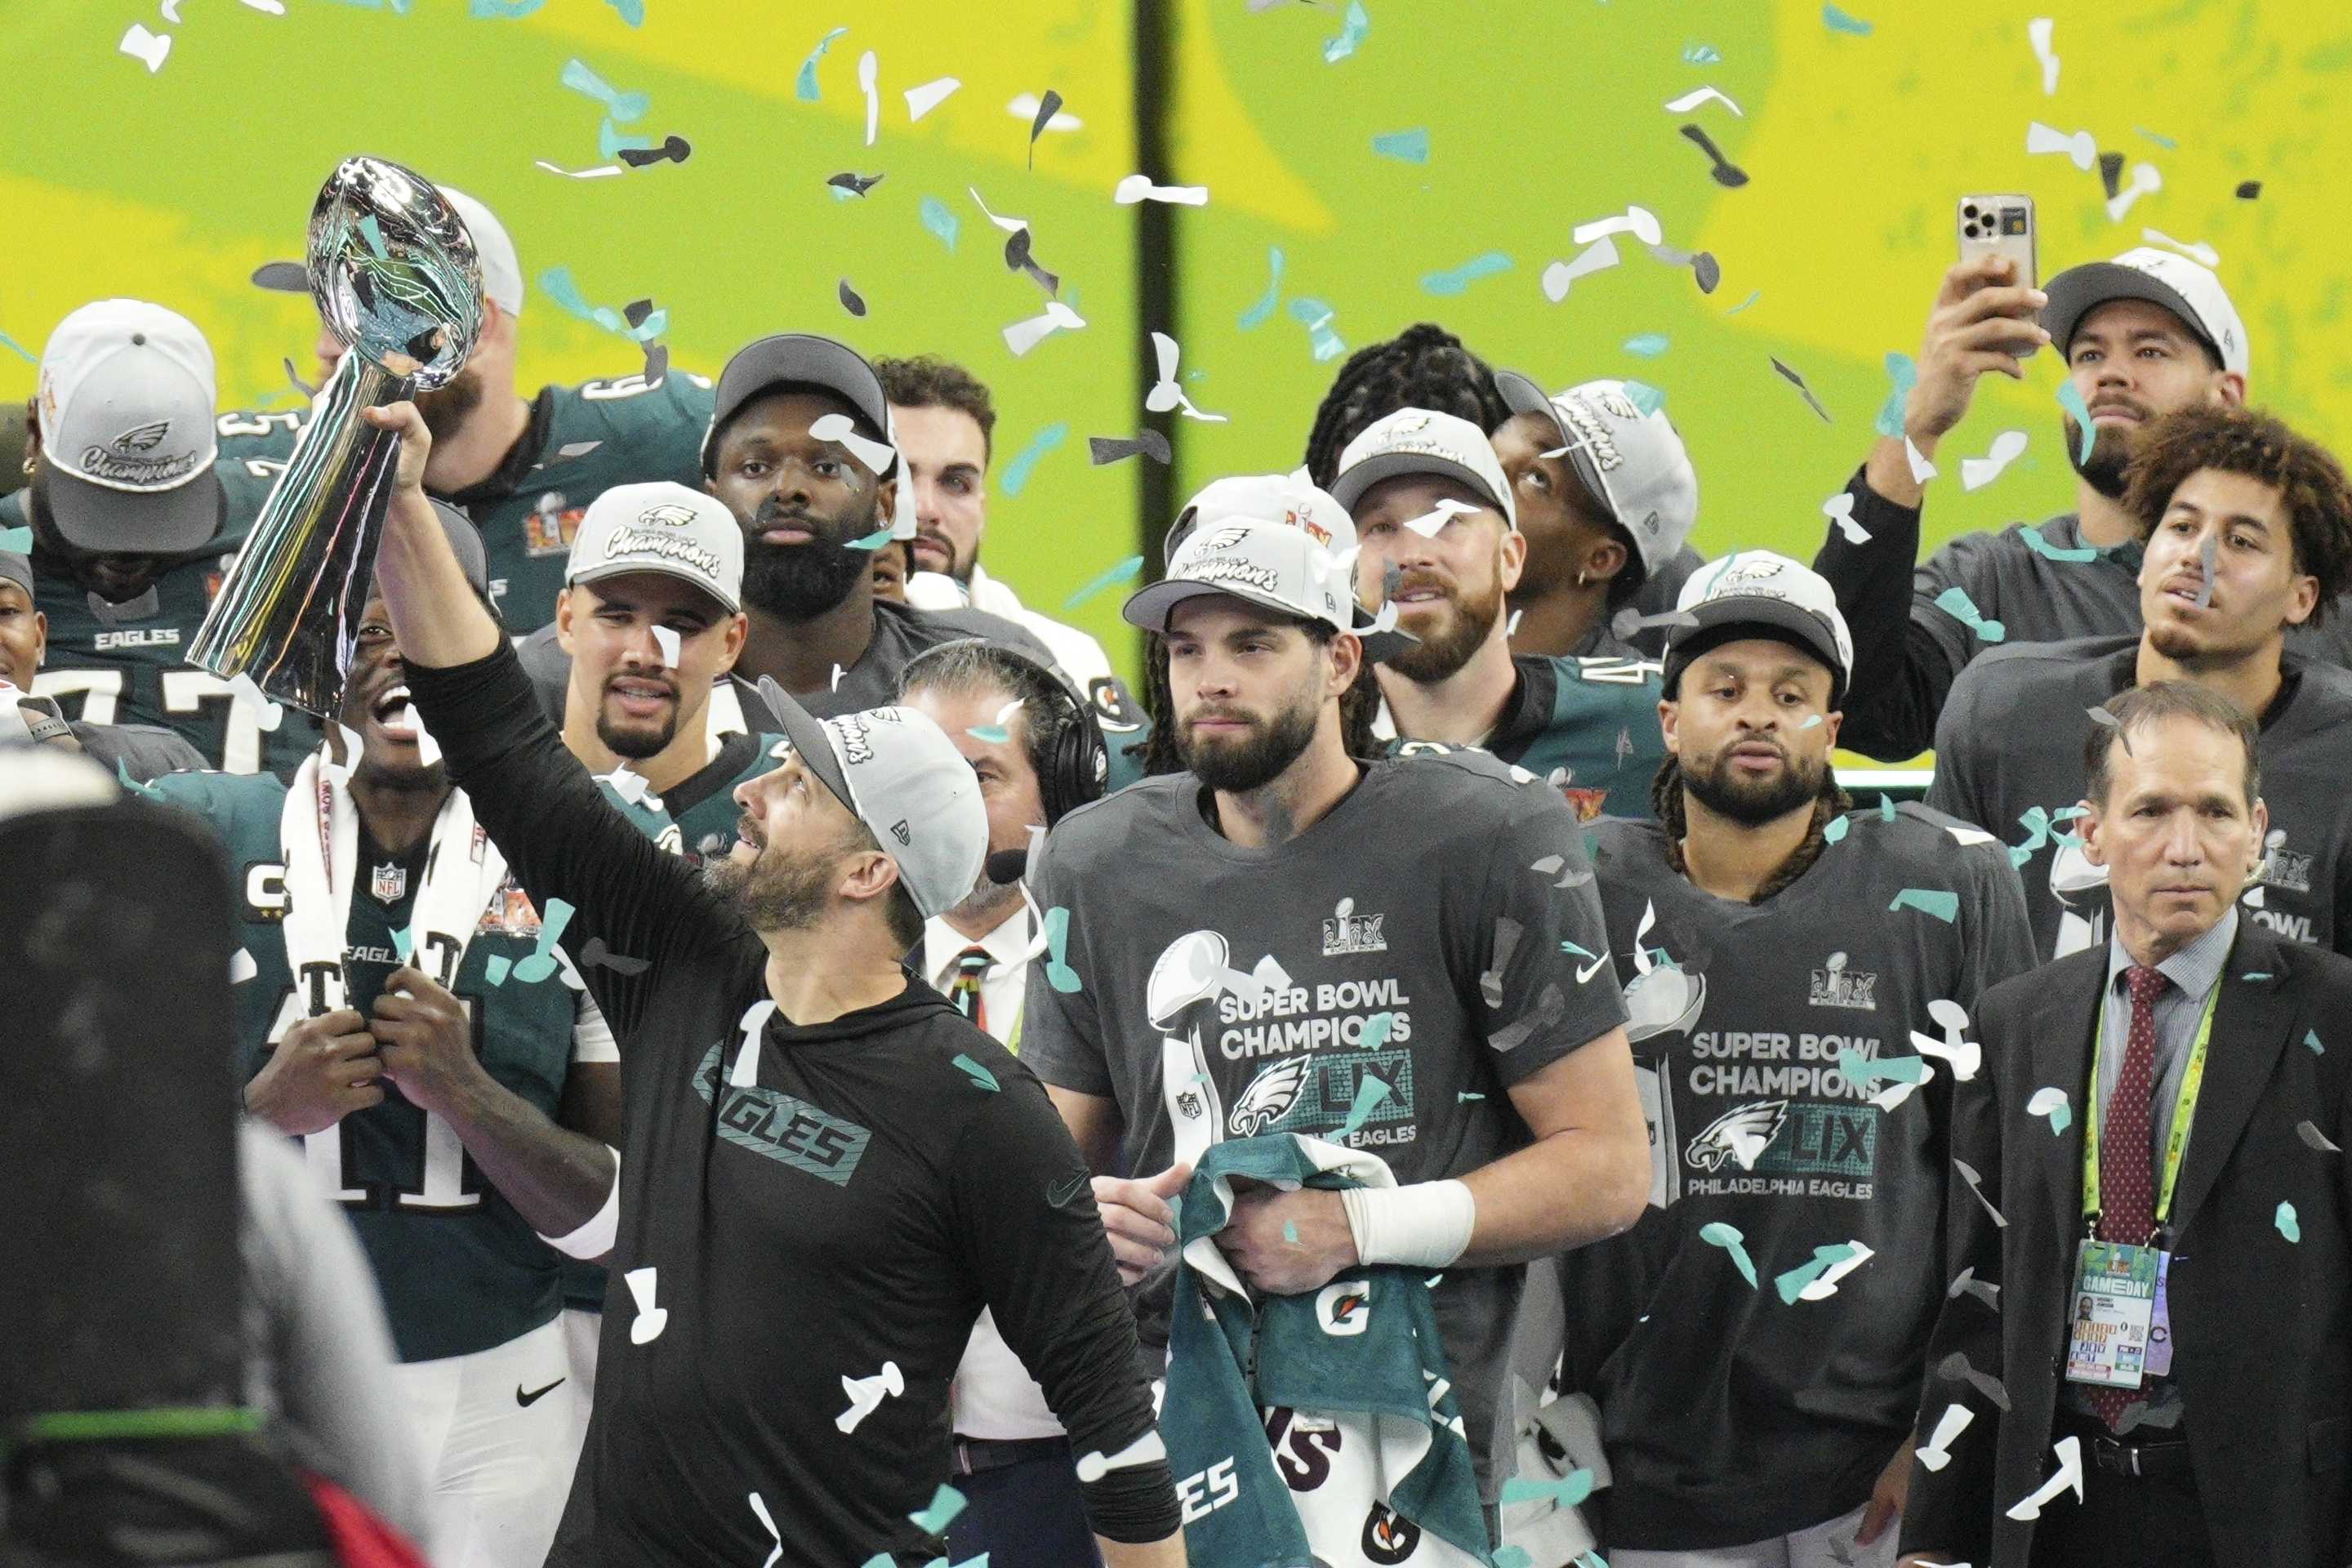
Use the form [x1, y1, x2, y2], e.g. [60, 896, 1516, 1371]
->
[947, 947, 991, 1034]
[2088, 963, 2166, 1431]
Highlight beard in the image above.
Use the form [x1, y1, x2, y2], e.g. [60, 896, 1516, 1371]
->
[1681, 736, 1828, 826]
[914, 525, 974, 581]
[1174, 685, 1323, 794]
[706, 822, 844, 933]
[2062, 399, 2153, 501]
[1384, 566, 1503, 683]
[740, 496, 877, 619]
[416, 368, 485, 443]
[596, 708, 675, 760]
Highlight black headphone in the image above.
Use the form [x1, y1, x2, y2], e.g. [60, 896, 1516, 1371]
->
[900, 639, 1107, 826]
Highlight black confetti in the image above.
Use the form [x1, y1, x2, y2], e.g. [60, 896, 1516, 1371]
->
[1027, 89, 1063, 167]
[1087, 430, 1172, 466]
[1936, 1351, 2011, 1411]
[1693, 251, 1722, 294]
[1770, 357, 1833, 422]
[1678, 123, 1749, 188]
[283, 356, 316, 399]
[1004, 226, 1062, 297]
[827, 171, 885, 197]
[838, 278, 868, 318]
[2099, 150, 2126, 201]
[580, 937, 651, 976]
[641, 342, 669, 385]
[2237, 180, 2263, 199]
[621, 298, 654, 330]
[617, 135, 691, 168]
[2298, 1120, 2341, 1153]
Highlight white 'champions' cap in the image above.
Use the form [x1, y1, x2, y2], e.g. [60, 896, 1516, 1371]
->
[434, 186, 524, 318]
[1123, 518, 1414, 663]
[1664, 550, 1855, 706]
[2041, 247, 2247, 378]
[1493, 371, 1699, 581]
[1328, 408, 1519, 531]
[567, 481, 744, 614]
[36, 299, 223, 553]
[756, 690, 990, 921]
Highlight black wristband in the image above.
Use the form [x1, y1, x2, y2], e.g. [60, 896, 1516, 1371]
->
[1079, 1458, 1180, 1544]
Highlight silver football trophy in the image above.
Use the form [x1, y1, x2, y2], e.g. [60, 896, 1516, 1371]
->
[191, 157, 483, 714]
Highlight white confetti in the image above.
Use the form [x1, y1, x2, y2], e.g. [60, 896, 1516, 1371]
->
[749, 1492, 783, 1568]
[858, 51, 879, 146]
[2105, 163, 2163, 222]
[650, 624, 682, 669]
[1915, 1403, 1976, 1471]
[1961, 430, 2029, 491]
[2028, 17, 2060, 95]
[2006, 1436, 2084, 1520]
[835, 1360, 905, 1432]
[1075, 1429, 1167, 1483]
[1905, 436, 1939, 485]
[1402, 498, 1482, 537]
[1115, 174, 1209, 206]
[1663, 86, 1743, 116]
[1007, 91, 1081, 132]
[904, 76, 960, 120]
[2025, 121, 2096, 172]
[1003, 301, 1089, 357]
[1823, 491, 1869, 545]
[1797, 1240, 1875, 1300]
[534, 160, 626, 180]
[225, 671, 284, 732]
[1541, 236, 1619, 303]
[2140, 228, 2220, 268]
[624, 1266, 668, 1343]
[1572, 204, 1664, 247]
[229, 947, 257, 983]
[1144, 332, 1226, 422]
[119, 22, 171, 72]
[808, 412, 901, 479]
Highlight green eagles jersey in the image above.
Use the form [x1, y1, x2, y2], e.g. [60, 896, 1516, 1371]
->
[441, 370, 715, 635]
[9, 429, 314, 777]
[150, 768, 586, 1363]
[1388, 653, 1667, 822]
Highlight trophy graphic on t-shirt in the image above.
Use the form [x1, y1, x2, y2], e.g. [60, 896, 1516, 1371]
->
[1151, 931, 1232, 1169]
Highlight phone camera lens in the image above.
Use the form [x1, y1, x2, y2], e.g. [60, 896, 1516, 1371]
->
[1963, 204, 1980, 219]
[1963, 224, 1980, 238]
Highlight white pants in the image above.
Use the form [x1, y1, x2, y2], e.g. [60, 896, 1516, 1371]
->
[1610, 1503, 1897, 1568]
[395, 1316, 582, 1568]
[559, 1308, 601, 1453]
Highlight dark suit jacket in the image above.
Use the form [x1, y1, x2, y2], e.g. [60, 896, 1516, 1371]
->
[1900, 923, 2352, 1567]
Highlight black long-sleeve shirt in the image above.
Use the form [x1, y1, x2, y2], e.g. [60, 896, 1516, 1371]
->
[405, 644, 1174, 1567]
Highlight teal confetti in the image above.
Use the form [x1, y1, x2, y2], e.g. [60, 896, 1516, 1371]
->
[1682, 40, 1722, 63]
[1623, 332, 1671, 358]
[2277, 1201, 2302, 1243]
[1724, 291, 1761, 315]
[597, 119, 653, 164]
[2011, 806, 2051, 867]
[359, 214, 389, 261]
[1494, 1550, 1535, 1568]
[1560, 941, 1595, 959]
[860, 1556, 893, 1568]
[796, 25, 849, 101]
[951, 1055, 1000, 1092]
[1699, 1221, 1759, 1288]
[1457, 1092, 1485, 1102]
[919, 197, 960, 252]
[560, 57, 648, 122]
[0, 526, 33, 554]
[1839, 1048, 1927, 1089]
[471, 0, 547, 16]
[1420, 252, 1513, 296]
[1062, 555, 1143, 610]
[1284, 1221, 1299, 1243]
[2240, 973, 2270, 981]
[1335, 1073, 1392, 1139]
[910, 1484, 968, 1535]
[1934, 586, 2007, 643]
[114, 757, 167, 801]
[1798, 714, 1824, 729]
[1774, 1241, 1863, 1303]
[2136, 126, 2178, 149]
[847, 528, 897, 551]
[1881, 795, 1897, 822]
[510, 898, 576, 982]
[1321, 0, 1369, 63]
[1874, 352, 1917, 439]
[1238, 247, 1285, 331]
[1891, 889, 1960, 922]
[966, 726, 1011, 742]
[2309, 1029, 2326, 1054]
[1823, 3, 1873, 34]
[604, 0, 644, 21]
[1043, 906, 1082, 993]
[2022, 525, 2099, 564]
[1823, 815, 1850, 844]
[392, 924, 415, 962]
[1288, 296, 1346, 362]
[1370, 127, 1429, 163]
[1500, 1468, 1596, 1508]
[2056, 381, 2096, 463]
[1000, 423, 1068, 497]
[1358, 1012, 1396, 1051]
[485, 954, 513, 987]
[538, 268, 666, 341]
[1623, 380, 1667, 417]
[0, 328, 34, 365]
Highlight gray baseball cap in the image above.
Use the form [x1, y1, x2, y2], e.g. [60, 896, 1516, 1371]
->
[566, 480, 743, 614]
[1494, 372, 1699, 581]
[36, 299, 225, 554]
[1329, 407, 1518, 530]
[1124, 517, 1415, 664]
[751, 680, 989, 921]
[0, 551, 30, 598]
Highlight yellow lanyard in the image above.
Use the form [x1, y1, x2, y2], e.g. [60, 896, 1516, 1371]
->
[2082, 978, 2221, 1227]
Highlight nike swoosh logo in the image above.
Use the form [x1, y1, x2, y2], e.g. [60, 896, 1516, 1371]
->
[516, 1378, 567, 1408]
[1048, 1172, 1092, 1209]
[1576, 955, 1610, 984]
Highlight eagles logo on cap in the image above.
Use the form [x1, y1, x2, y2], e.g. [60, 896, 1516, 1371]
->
[637, 502, 701, 529]
[114, 420, 172, 452]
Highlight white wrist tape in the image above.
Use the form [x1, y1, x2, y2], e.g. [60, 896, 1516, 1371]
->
[1338, 1178, 1476, 1269]
[539, 1147, 621, 1259]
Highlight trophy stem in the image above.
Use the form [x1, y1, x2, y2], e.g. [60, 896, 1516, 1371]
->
[189, 353, 417, 716]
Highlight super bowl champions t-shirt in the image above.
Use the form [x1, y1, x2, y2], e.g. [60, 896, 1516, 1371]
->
[1558, 804, 2034, 1550]
[1928, 636, 2352, 961]
[1021, 748, 1630, 1489]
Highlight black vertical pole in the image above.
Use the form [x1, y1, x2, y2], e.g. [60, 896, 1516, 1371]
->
[1132, 0, 1179, 574]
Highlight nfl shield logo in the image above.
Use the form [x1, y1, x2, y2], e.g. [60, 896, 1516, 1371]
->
[370, 861, 408, 905]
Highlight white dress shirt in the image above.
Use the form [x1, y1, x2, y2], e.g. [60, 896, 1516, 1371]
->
[926, 902, 1067, 1441]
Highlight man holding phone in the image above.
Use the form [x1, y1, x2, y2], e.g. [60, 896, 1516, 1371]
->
[1810, 243, 2264, 761]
